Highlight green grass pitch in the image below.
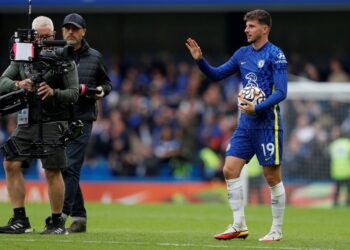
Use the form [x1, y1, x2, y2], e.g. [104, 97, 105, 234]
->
[0, 202, 349, 250]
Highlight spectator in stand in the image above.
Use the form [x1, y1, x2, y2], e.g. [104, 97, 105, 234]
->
[153, 125, 181, 177]
[327, 58, 350, 83]
[283, 134, 308, 178]
[304, 63, 322, 82]
[293, 115, 315, 144]
[108, 113, 134, 176]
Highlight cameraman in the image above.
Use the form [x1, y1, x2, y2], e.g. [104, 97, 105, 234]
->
[0, 16, 79, 234]
[60, 13, 112, 233]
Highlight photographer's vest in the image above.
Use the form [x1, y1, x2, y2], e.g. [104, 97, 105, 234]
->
[329, 138, 350, 180]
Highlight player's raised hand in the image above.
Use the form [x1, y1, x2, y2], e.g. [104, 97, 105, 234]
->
[185, 38, 203, 61]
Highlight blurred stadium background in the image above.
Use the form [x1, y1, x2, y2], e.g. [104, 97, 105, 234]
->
[1, 0, 350, 208]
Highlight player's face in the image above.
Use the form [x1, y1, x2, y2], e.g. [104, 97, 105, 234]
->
[244, 20, 267, 44]
[62, 24, 86, 48]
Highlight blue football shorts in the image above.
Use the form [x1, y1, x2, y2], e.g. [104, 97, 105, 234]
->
[225, 128, 283, 166]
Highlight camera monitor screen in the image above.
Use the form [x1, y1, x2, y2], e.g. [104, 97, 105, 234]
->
[13, 42, 34, 61]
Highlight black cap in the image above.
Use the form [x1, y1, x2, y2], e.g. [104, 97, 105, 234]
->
[62, 13, 86, 29]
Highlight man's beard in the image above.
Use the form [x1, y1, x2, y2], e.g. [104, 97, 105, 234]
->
[247, 35, 260, 44]
[66, 39, 78, 46]
[247, 38, 255, 44]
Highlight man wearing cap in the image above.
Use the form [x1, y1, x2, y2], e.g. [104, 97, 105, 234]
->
[61, 13, 112, 233]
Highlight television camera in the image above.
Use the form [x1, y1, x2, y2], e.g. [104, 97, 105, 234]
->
[10, 28, 73, 63]
[0, 28, 75, 117]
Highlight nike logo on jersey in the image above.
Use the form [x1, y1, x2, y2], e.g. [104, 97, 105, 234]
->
[240, 61, 247, 65]
[265, 157, 271, 161]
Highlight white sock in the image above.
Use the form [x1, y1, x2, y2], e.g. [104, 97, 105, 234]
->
[270, 182, 285, 233]
[226, 178, 247, 229]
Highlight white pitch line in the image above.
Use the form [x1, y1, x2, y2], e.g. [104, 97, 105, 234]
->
[0, 238, 334, 250]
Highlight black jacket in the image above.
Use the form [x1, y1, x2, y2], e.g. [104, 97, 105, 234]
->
[72, 39, 111, 121]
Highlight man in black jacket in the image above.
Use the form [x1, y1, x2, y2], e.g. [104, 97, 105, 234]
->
[61, 13, 112, 233]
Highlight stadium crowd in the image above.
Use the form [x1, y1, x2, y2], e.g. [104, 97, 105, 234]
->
[1, 53, 350, 181]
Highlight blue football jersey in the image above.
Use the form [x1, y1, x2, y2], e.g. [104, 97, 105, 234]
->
[198, 41, 288, 131]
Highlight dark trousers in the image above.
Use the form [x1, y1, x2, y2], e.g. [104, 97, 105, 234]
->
[62, 122, 92, 218]
[333, 179, 350, 206]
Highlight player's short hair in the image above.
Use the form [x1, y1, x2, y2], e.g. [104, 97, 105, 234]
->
[244, 9, 272, 28]
[32, 16, 54, 31]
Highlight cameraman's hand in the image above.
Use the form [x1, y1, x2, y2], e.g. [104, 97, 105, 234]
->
[37, 82, 54, 100]
[17, 79, 34, 92]
[94, 86, 104, 100]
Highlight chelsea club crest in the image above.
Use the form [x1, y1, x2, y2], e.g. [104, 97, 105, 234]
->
[258, 60, 265, 68]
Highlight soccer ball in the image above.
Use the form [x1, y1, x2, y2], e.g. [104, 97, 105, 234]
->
[238, 85, 266, 105]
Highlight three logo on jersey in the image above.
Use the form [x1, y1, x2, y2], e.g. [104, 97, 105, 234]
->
[241, 58, 265, 88]
[245, 72, 258, 87]
[241, 52, 286, 88]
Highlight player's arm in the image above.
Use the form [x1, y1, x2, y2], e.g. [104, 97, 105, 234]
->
[197, 57, 238, 82]
[186, 37, 239, 81]
[254, 51, 288, 114]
